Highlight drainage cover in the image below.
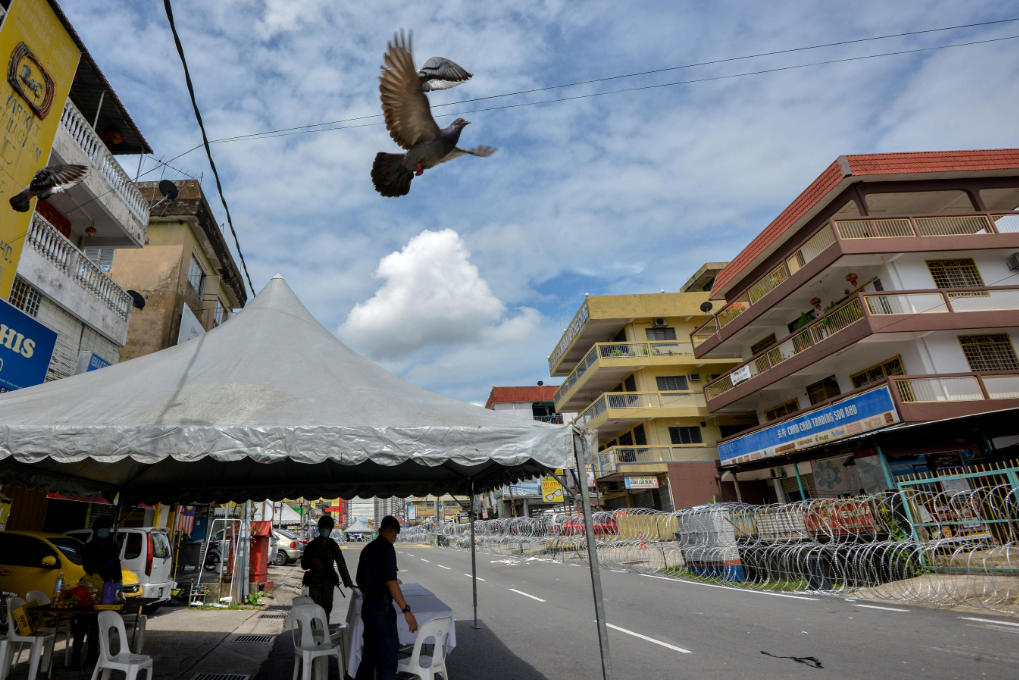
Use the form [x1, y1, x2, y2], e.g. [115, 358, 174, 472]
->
[233, 635, 276, 643]
[259, 613, 288, 619]
[191, 675, 250, 680]
[264, 604, 291, 611]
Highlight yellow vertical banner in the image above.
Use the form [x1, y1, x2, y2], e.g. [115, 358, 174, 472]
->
[541, 476, 564, 503]
[0, 0, 81, 298]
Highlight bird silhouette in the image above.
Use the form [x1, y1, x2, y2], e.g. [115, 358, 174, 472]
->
[9, 164, 88, 212]
[371, 31, 496, 198]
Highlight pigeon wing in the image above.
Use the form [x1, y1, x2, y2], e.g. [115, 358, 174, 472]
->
[419, 57, 473, 92]
[379, 32, 440, 150]
[433, 145, 498, 166]
[30, 164, 87, 194]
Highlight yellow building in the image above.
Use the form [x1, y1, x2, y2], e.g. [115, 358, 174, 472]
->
[548, 264, 755, 510]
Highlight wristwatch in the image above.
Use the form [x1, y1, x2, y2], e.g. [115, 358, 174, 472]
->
[402, 604, 412, 613]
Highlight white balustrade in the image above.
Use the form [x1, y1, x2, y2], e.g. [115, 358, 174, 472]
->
[865, 293, 948, 315]
[983, 375, 1019, 400]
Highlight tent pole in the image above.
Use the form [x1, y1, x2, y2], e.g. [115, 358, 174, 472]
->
[573, 430, 613, 680]
[470, 479, 480, 630]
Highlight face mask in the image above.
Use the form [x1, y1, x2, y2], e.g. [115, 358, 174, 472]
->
[97, 529, 110, 538]
[318, 529, 331, 538]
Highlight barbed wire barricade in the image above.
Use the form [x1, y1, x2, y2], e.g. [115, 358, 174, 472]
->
[399, 481, 1019, 613]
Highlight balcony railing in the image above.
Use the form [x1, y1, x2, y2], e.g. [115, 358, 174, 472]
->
[27, 214, 133, 321]
[576, 391, 706, 427]
[596, 446, 673, 475]
[704, 286, 1019, 403]
[690, 211, 1019, 350]
[533, 414, 566, 424]
[553, 341, 694, 404]
[60, 100, 150, 231]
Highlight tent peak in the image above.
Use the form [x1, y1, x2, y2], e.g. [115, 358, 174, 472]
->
[272, 273, 284, 280]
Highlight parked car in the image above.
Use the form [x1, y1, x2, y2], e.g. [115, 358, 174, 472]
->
[273, 529, 301, 565]
[66, 527, 173, 611]
[0, 531, 141, 603]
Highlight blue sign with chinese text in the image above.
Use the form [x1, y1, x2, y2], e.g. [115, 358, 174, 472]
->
[718, 386, 899, 466]
[0, 298, 57, 393]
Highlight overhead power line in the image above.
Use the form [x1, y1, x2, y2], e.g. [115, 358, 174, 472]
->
[163, 0, 255, 298]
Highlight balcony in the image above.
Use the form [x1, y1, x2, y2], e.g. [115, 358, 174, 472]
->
[47, 100, 150, 248]
[691, 211, 1019, 357]
[575, 390, 706, 433]
[702, 285, 1019, 411]
[595, 445, 718, 479]
[553, 340, 700, 409]
[18, 214, 133, 344]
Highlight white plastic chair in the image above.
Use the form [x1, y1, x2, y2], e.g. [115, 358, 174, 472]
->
[25, 591, 72, 674]
[291, 604, 343, 680]
[0, 596, 55, 680]
[89, 611, 153, 680]
[397, 616, 452, 680]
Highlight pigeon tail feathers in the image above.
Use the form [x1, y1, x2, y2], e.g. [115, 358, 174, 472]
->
[9, 190, 32, 212]
[372, 152, 413, 197]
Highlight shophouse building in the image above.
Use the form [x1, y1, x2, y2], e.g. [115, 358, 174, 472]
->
[548, 266, 756, 510]
[692, 150, 1019, 501]
[109, 180, 247, 360]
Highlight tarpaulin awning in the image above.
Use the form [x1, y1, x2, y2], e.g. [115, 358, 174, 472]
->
[0, 276, 577, 503]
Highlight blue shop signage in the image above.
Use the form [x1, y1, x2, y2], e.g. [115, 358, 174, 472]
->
[718, 386, 899, 466]
[0, 298, 57, 393]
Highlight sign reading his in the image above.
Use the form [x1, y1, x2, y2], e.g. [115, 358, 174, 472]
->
[0, 297, 57, 392]
[0, 0, 81, 299]
[624, 476, 659, 490]
[718, 386, 899, 466]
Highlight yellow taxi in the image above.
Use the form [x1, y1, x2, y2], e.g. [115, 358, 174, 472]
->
[0, 531, 140, 601]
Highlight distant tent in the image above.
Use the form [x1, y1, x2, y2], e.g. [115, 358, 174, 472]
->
[345, 518, 371, 533]
[273, 503, 302, 526]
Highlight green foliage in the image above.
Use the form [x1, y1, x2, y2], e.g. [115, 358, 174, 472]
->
[244, 591, 263, 606]
[796, 312, 812, 329]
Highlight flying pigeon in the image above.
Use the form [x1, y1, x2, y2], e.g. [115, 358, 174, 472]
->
[418, 56, 472, 91]
[371, 31, 496, 198]
[9, 164, 88, 212]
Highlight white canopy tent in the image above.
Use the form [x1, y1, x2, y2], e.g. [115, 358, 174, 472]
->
[345, 518, 372, 533]
[271, 502, 302, 526]
[0, 275, 614, 679]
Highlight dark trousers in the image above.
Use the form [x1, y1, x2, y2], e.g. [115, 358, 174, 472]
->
[309, 580, 335, 618]
[71, 615, 99, 665]
[355, 600, 399, 680]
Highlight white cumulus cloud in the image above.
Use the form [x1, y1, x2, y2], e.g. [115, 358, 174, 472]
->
[341, 229, 515, 359]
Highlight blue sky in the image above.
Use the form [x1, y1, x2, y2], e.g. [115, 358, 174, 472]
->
[61, 0, 1019, 404]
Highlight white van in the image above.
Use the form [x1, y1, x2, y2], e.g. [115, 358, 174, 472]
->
[66, 527, 174, 610]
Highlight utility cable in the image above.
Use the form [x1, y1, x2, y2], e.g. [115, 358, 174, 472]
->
[163, 0, 255, 297]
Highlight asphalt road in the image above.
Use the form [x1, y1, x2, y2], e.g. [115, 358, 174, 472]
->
[342, 543, 1019, 680]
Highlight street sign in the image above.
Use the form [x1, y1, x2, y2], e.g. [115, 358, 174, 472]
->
[177, 303, 206, 344]
[74, 351, 110, 375]
[624, 476, 659, 490]
[0, 297, 57, 392]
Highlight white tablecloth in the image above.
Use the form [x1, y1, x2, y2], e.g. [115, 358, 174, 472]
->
[345, 584, 456, 676]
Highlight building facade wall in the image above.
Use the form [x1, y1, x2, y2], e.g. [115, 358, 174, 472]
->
[35, 294, 120, 381]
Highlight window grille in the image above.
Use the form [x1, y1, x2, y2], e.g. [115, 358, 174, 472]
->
[656, 375, 688, 391]
[214, 299, 227, 326]
[959, 334, 1019, 372]
[850, 355, 905, 389]
[646, 327, 677, 341]
[806, 376, 841, 405]
[187, 255, 206, 297]
[926, 258, 984, 289]
[85, 248, 115, 271]
[10, 277, 41, 317]
[765, 399, 799, 422]
[669, 426, 702, 445]
[750, 333, 777, 355]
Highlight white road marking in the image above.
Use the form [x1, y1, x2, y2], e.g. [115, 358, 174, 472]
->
[420, 559, 430, 563]
[960, 617, 1019, 628]
[406, 554, 414, 556]
[639, 573, 818, 601]
[437, 565, 451, 570]
[510, 589, 545, 602]
[605, 623, 691, 653]
[464, 574, 486, 581]
[856, 604, 909, 612]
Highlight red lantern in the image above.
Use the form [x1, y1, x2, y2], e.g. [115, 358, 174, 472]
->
[846, 272, 859, 288]
[85, 226, 96, 237]
[810, 297, 822, 312]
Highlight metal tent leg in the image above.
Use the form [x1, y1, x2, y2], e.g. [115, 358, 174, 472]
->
[573, 429, 612, 680]
[470, 479, 480, 629]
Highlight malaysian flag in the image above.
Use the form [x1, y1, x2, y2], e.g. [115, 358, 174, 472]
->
[175, 505, 196, 536]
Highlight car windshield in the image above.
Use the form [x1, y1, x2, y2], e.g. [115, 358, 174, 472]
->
[151, 532, 171, 558]
[277, 529, 297, 539]
[49, 536, 85, 566]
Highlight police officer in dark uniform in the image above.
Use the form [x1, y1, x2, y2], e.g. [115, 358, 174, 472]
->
[72, 516, 122, 668]
[354, 516, 416, 680]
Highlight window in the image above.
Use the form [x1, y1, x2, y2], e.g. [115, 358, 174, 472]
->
[85, 248, 115, 271]
[605, 439, 617, 449]
[618, 432, 634, 446]
[10, 277, 41, 317]
[47, 537, 85, 566]
[0, 533, 58, 568]
[926, 258, 984, 289]
[720, 424, 753, 438]
[214, 299, 227, 326]
[788, 310, 815, 335]
[807, 376, 841, 405]
[959, 334, 1019, 372]
[151, 532, 171, 559]
[123, 532, 144, 560]
[765, 398, 800, 422]
[613, 328, 627, 342]
[187, 255, 206, 297]
[865, 190, 973, 215]
[750, 333, 777, 355]
[851, 355, 905, 389]
[633, 424, 647, 446]
[656, 375, 689, 392]
[646, 327, 677, 341]
[623, 375, 637, 392]
[669, 426, 703, 445]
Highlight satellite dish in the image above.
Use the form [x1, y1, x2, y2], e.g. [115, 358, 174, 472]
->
[158, 180, 179, 200]
[537, 380, 544, 386]
[700, 302, 713, 313]
[127, 290, 146, 310]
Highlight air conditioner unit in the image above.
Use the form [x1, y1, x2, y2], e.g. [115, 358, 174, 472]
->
[1008, 252, 1019, 272]
[688, 373, 702, 382]
[653, 318, 668, 327]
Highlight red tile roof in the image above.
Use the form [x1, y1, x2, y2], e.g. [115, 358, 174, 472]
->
[485, 386, 559, 409]
[712, 149, 1019, 297]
